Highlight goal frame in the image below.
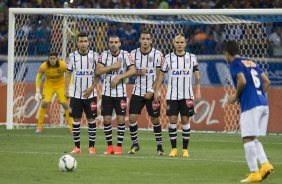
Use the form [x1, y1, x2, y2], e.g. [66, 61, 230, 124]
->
[7, 8, 282, 129]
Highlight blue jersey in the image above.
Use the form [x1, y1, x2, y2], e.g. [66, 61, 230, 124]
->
[229, 57, 268, 112]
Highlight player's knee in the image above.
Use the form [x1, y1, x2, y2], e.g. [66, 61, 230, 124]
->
[180, 116, 190, 124]
[169, 116, 178, 123]
[150, 117, 159, 124]
[87, 118, 95, 123]
[73, 118, 81, 122]
[117, 116, 125, 124]
[41, 102, 49, 108]
[103, 117, 111, 124]
[129, 114, 138, 123]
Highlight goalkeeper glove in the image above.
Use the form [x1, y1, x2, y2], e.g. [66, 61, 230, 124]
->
[35, 88, 42, 101]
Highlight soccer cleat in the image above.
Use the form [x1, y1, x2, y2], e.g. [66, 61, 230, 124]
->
[70, 146, 82, 154]
[169, 148, 178, 157]
[260, 162, 274, 180]
[157, 147, 165, 156]
[88, 147, 96, 155]
[240, 171, 262, 183]
[114, 146, 122, 155]
[35, 127, 42, 133]
[104, 145, 114, 155]
[182, 149, 189, 157]
[128, 144, 140, 154]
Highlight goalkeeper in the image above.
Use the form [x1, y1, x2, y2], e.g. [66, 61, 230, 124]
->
[35, 52, 73, 133]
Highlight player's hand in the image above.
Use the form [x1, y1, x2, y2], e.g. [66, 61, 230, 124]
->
[153, 90, 160, 101]
[144, 92, 153, 100]
[227, 94, 237, 104]
[139, 68, 147, 75]
[112, 61, 121, 70]
[110, 76, 121, 88]
[35, 92, 42, 101]
[64, 89, 70, 98]
[83, 87, 93, 98]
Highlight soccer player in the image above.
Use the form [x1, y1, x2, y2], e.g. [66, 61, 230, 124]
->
[96, 35, 136, 155]
[35, 52, 73, 133]
[128, 30, 165, 156]
[65, 31, 99, 155]
[155, 34, 201, 157]
[223, 40, 273, 182]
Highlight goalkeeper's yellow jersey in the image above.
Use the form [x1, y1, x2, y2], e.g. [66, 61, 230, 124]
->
[38, 60, 67, 88]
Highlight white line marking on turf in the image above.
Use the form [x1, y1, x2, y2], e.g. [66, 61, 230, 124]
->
[1, 133, 282, 145]
[0, 150, 282, 165]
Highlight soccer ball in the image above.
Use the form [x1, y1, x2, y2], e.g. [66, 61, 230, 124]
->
[58, 154, 77, 172]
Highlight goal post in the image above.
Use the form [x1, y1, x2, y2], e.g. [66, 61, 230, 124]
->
[7, 8, 282, 132]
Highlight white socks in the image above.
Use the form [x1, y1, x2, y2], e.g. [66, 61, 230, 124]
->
[254, 139, 268, 164]
[244, 141, 259, 172]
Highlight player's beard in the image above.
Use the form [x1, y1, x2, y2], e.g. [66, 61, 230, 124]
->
[111, 47, 119, 54]
[79, 47, 89, 54]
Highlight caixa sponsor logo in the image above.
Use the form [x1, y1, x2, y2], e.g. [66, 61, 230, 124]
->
[75, 71, 94, 76]
[136, 68, 154, 74]
[171, 70, 190, 76]
[107, 70, 125, 75]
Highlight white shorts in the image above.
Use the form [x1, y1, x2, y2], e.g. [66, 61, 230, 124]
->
[240, 106, 269, 138]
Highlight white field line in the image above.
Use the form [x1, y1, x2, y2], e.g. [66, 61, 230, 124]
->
[0, 150, 282, 165]
[0, 150, 249, 163]
[1, 133, 282, 145]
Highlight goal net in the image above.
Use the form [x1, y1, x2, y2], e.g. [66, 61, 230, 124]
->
[6, 8, 282, 132]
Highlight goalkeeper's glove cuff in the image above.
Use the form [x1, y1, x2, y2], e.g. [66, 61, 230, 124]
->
[36, 88, 40, 93]
[35, 91, 42, 101]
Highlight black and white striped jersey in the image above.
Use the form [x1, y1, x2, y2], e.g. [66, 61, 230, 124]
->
[67, 50, 99, 99]
[99, 50, 134, 97]
[161, 52, 198, 100]
[131, 48, 163, 96]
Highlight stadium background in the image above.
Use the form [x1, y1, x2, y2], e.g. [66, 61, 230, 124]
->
[0, 0, 282, 133]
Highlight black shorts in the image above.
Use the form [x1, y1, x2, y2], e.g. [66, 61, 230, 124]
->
[101, 95, 127, 116]
[129, 94, 160, 118]
[166, 99, 195, 117]
[70, 97, 97, 119]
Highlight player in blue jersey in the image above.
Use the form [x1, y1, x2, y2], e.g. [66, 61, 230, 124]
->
[224, 40, 273, 183]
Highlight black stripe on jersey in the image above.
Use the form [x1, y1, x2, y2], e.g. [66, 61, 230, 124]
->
[152, 50, 156, 91]
[169, 53, 173, 100]
[145, 54, 148, 93]
[183, 54, 186, 99]
[176, 55, 179, 100]
[110, 53, 113, 97]
[133, 49, 137, 95]
[139, 53, 143, 96]
[121, 51, 125, 97]
[73, 54, 77, 97]
[92, 52, 95, 97]
[156, 51, 161, 69]
[103, 52, 109, 96]
[188, 54, 192, 98]
[80, 54, 83, 70]
[152, 49, 155, 68]
[86, 54, 89, 98]
[79, 55, 83, 99]
[87, 54, 89, 69]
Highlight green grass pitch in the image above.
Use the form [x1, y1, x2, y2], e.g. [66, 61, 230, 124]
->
[0, 126, 281, 184]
